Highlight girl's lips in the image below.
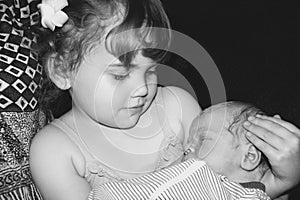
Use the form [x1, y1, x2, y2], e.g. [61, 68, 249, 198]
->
[127, 103, 145, 116]
[128, 106, 144, 116]
[129, 104, 144, 109]
[128, 102, 145, 109]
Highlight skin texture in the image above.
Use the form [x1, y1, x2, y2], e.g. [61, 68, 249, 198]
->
[30, 41, 201, 200]
[31, 42, 300, 199]
[186, 105, 300, 199]
[69, 46, 159, 129]
[187, 105, 263, 183]
[244, 115, 300, 199]
[188, 110, 240, 177]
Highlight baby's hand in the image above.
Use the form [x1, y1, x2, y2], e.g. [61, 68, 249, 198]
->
[243, 115, 300, 199]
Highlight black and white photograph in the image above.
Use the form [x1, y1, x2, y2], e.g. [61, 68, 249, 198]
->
[1, 0, 299, 199]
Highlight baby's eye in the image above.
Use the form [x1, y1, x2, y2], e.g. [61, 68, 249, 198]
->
[199, 135, 211, 142]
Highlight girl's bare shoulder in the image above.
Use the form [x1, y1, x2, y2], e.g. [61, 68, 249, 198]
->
[159, 86, 201, 113]
[158, 86, 201, 143]
[32, 121, 75, 151]
[30, 120, 89, 200]
[30, 120, 86, 177]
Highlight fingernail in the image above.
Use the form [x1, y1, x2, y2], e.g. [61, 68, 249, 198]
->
[244, 121, 251, 126]
[274, 114, 281, 119]
[248, 116, 255, 121]
[246, 131, 252, 137]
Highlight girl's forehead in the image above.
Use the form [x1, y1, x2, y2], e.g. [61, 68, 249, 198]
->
[87, 43, 156, 68]
[131, 51, 155, 65]
[87, 44, 117, 63]
[109, 53, 155, 68]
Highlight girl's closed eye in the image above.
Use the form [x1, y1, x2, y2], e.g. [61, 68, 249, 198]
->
[107, 66, 130, 81]
[113, 73, 130, 81]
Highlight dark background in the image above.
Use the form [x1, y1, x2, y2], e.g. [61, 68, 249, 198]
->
[162, 0, 300, 199]
[52, 1, 300, 198]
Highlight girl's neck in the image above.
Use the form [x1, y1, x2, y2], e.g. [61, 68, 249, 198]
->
[60, 103, 164, 176]
[65, 99, 161, 137]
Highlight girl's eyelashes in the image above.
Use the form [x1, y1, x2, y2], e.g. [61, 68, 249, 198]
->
[109, 64, 157, 81]
[107, 66, 130, 81]
[113, 73, 130, 81]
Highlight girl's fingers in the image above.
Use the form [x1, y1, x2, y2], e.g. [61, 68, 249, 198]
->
[244, 130, 278, 160]
[273, 114, 281, 119]
[246, 116, 294, 139]
[243, 121, 282, 150]
[256, 115, 300, 137]
[244, 115, 300, 198]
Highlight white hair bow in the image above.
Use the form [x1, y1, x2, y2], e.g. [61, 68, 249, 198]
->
[38, 0, 69, 31]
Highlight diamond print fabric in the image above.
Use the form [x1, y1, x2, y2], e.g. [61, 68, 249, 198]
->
[0, 0, 43, 112]
[0, 0, 45, 199]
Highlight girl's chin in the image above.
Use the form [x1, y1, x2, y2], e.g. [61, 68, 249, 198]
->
[104, 117, 140, 130]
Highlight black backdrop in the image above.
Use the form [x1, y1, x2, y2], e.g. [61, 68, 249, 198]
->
[162, 0, 300, 198]
[52, 1, 300, 198]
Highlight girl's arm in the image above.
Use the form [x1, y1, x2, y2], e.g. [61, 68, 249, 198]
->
[161, 86, 201, 145]
[30, 125, 91, 200]
[243, 115, 300, 199]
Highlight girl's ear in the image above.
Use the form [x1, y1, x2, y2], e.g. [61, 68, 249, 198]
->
[240, 144, 261, 171]
[46, 57, 72, 90]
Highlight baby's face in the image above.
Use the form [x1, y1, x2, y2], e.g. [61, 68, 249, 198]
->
[188, 109, 242, 176]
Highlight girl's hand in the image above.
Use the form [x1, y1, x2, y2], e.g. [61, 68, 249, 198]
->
[243, 115, 300, 199]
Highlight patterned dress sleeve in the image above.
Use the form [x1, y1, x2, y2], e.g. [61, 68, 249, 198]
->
[0, 0, 47, 199]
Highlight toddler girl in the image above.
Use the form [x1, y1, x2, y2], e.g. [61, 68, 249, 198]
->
[29, 0, 300, 199]
[30, 0, 200, 199]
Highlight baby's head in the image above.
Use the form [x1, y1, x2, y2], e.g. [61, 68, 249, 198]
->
[186, 101, 270, 183]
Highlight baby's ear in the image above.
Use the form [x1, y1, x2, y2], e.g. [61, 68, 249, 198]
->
[240, 144, 261, 171]
[46, 56, 72, 90]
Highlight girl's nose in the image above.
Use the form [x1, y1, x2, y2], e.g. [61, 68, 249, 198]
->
[132, 79, 148, 97]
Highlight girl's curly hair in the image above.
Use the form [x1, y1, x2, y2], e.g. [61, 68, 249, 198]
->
[37, 0, 171, 107]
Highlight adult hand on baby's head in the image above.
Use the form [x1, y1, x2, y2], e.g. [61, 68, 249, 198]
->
[243, 115, 300, 199]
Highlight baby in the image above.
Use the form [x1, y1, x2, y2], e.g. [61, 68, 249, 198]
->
[185, 101, 270, 185]
[89, 101, 271, 200]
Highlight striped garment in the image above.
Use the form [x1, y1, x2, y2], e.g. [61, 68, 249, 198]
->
[88, 159, 270, 200]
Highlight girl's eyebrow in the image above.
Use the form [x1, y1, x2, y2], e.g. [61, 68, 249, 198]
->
[108, 62, 157, 69]
[108, 63, 136, 68]
[108, 63, 126, 68]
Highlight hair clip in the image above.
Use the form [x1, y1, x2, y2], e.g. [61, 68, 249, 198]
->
[38, 0, 69, 31]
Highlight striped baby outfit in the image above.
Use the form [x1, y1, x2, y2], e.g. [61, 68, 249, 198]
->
[89, 159, 270, 200]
